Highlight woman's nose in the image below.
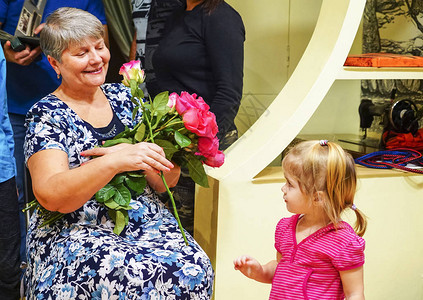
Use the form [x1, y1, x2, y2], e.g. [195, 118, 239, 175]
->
[89, 50, 102, 64]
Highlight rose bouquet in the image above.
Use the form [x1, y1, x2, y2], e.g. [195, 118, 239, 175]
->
[95, 60, 224, 244]
[26, 61, 224, 246]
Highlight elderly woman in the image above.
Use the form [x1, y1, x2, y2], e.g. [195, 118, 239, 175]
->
[24, 7, 213, 299]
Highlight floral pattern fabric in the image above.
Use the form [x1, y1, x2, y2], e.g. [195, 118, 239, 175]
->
[24, 83, 214, 299]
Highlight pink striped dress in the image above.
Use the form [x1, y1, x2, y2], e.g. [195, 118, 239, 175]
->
[270, 214, 365, 300]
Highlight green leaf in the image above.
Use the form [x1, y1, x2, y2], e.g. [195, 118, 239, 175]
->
[114, 184, 131, 206]
[127, 171, 144, 178]
[174, 131, 192, 148]
[102, 138, 133, 147]
[114, 126, 131, 139]
[110, 209, 128, 235]
[130, 79, 138, 97]
[187, 156, 209, 187]
[155, 139, 179, 160]
[152, 91, 170, 115]
[130, 96, 139, 106]
[104, 197, 120, 209]
[134, 123, 146, 142]
[125, 175, 147, 194]
[95, 184, 116, 203]
[110, 174, 126, 185]
[132, 106, 139, 121]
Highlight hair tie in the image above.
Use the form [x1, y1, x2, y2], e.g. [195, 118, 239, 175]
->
[351, 204, 357, 211]
[319, 140, 328, 146]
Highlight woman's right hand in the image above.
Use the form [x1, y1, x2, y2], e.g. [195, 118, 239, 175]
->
[81, 142, 174, 174]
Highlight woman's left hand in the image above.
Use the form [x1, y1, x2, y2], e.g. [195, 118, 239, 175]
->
[81, 142, 173, 173]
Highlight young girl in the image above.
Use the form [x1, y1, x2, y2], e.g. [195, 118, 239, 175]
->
[234, 140, 367, 300]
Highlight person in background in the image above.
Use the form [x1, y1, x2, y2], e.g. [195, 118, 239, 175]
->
[150, 0, 245, 234]
[234, 140, 367, 300]
[0, 0, 108, 270]
[130, 0, 183, 97]
[24, 8, 213, 298]
[0, 46, 20, 300]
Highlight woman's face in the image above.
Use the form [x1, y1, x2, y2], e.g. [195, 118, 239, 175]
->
[55, 37, 110, 90]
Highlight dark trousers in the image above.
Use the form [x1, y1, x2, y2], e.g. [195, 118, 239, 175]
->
[0, 177, 21, 299]
[160, 129, 238, 235]
[9, 113, 27, 265]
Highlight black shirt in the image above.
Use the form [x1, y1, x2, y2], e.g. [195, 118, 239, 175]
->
[151, 1, 245, 138]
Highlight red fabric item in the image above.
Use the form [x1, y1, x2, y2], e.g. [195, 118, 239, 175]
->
[344, 53, 423, 67]
[383, 128, 423, 151]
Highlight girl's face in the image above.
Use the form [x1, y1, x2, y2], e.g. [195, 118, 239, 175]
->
[281, 173, 311, 214]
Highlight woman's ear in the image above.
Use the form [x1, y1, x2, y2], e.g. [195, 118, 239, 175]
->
[47, 55, 61, 76]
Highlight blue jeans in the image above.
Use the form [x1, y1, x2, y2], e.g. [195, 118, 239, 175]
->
[0, 177, 21, 299]
[9, 113, 27, 266]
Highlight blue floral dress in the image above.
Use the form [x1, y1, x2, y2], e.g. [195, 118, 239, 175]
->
[24, 83, 214, 299]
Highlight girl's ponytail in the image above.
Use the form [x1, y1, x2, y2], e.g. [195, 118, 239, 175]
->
[352, 205, 367, 237]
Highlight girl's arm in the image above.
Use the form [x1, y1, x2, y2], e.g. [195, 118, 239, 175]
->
[233, 251, 282, 284]
[340, 266, 365, 300]
[28, 142, 173, 213]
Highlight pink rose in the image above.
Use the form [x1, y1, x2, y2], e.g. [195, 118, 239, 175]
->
[197, 136, 219, 158]
[119, 60, 145, 87]
[183, 108, 218, 138]
[168, 92, 178, 109]
[204, 150, 225, 167]
[175, 92, 210, 115]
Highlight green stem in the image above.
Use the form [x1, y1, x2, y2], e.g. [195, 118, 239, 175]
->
[160, 172, 189, 245]
[141, 96, 188, 245]
[154, 115, 179, 132]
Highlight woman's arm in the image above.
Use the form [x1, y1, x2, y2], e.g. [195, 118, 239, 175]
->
[233, 251, 281, 284]
[205, 6, 245, 138]
[340, 266, 365, 300]
[28, 142, 173, 213]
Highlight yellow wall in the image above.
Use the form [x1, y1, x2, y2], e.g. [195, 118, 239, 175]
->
[196, 168, 423, 299]
[194, 1, 423, 299]
[228, 0, 363, 140]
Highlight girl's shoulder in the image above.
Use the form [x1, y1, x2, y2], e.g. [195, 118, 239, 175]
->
[316, 221, 365, 259]
[275, 215, 299, 237]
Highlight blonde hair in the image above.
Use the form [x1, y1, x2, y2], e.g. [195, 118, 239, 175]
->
[282, 140, 367, 236]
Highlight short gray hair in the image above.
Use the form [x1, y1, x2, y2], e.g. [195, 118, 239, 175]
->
[40, 7, 105, 62]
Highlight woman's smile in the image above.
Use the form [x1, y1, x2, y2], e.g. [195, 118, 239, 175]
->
[51, 37, 110, 91]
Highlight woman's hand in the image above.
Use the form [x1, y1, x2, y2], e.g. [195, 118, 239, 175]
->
[144, 163, 181, 193]
[81, 142, 174, 174]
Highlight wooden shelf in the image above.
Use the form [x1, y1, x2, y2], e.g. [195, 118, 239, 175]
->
[338, 66, 423, 80]
[253, 165, 418, 184]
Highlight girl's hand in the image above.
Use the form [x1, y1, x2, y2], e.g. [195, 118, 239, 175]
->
[81, 142, 174, 173]
[233, 255, 264, 280]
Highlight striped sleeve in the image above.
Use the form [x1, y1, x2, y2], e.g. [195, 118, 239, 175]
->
[332, 235, 365, 271]
[274, 216, 294, 253]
